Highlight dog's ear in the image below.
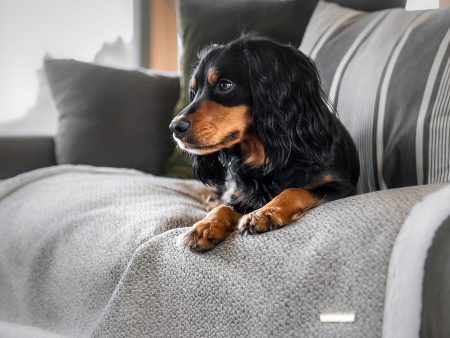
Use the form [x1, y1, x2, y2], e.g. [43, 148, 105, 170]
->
[193, 153, 227, 188]
[242, 36, 334, 172]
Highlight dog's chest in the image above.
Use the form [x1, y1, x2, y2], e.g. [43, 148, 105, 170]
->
[222, 162, 320, 213]
[223, 171, 281, 213]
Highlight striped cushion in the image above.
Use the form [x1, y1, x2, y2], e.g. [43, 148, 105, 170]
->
[301, 1, 450, 194]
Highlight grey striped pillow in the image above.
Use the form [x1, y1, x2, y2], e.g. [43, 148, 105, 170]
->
[300, 1, 450, 194]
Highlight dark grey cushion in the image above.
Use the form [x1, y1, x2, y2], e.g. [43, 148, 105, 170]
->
[0, 136, 55, 179]
[45, 59, 179, 175]
[331, 0, 406, 11]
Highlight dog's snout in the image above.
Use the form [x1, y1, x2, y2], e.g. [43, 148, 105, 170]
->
[169, 120, 191, 139]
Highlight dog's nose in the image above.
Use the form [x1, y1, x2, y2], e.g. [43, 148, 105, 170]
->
[169, 120, 191, 139]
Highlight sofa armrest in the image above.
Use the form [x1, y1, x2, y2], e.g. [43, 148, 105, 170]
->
[0, 136, 56, 179]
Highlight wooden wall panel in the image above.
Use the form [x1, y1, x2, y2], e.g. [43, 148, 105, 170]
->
[149, 0, 178, 71]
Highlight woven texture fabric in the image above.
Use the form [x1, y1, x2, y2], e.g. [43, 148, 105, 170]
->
[0, 166, 208, 337]
[300, 2, 450, 194]
[0, 165, 442, 337]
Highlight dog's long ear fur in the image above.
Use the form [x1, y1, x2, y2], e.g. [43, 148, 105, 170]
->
[193, 153, 227, 188]
[241, 35, 334, 173]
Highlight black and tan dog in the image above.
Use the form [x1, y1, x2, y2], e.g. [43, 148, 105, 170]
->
[169, 34, 359, 252]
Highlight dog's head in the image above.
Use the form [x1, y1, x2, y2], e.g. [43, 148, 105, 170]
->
[170, 34, 333, 184]
[169, 40, 253, 156]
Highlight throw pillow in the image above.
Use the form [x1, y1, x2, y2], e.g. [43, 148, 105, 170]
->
[45, 59, 180, 175]
[301, 1, 450, 193]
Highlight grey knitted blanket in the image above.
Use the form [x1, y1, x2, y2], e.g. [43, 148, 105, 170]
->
[0, 165, 444, 337]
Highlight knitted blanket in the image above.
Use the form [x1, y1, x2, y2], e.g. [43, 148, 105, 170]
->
[0, 165, 445, 337]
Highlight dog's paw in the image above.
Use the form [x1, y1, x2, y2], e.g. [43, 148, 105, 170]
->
[177, 217, 231, 253]
[238, 207, 295, 235]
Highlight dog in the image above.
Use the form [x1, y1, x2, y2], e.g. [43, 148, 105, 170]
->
[169, 34, 359, 252]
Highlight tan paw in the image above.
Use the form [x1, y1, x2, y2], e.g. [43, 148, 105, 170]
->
[177, 217, 232, 253]
[237, 207, 299, 235]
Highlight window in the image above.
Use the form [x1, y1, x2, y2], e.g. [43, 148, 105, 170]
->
[0, 0, 135, 135]
[406, 0, 440, 10]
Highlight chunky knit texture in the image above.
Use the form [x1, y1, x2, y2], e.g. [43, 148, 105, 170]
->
[0, 165, 442, 337]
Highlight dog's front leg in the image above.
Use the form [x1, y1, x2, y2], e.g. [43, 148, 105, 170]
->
[177, 205, 241, 252]
[238, 188, 321, 235]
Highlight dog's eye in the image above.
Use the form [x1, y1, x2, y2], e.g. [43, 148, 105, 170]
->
[217, 80, 233, 92]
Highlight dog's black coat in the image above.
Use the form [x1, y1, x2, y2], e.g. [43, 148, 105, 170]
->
[182, 35, 359, 214]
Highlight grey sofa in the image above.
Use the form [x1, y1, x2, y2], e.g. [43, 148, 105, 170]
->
[2, 1, 450, 338]
[0, 136, 55, 179]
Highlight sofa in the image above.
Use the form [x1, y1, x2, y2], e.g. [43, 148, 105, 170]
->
[1, 1, 449, 337]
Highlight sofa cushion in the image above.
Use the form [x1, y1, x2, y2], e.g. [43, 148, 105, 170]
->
[45, 60, 180, 175]
[301, 2, 450, 193]
[167, 0, 407, 179]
